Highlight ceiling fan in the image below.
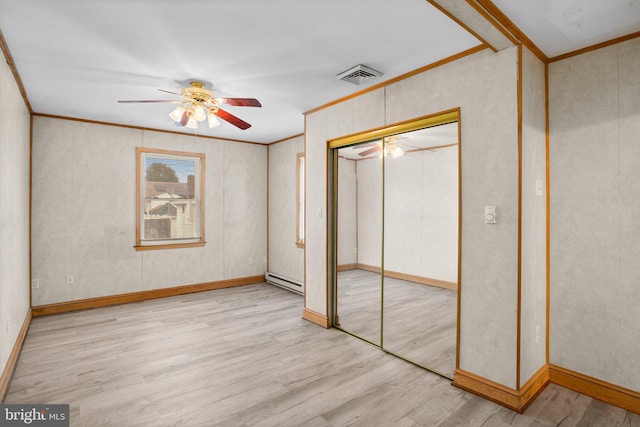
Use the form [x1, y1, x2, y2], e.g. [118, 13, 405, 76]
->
[117, 81, 261, 130]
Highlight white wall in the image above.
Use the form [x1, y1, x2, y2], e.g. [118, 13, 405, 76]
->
[306, 47, 521, 388]
[549, 37, 640, 392]
[520, 46, 547, 384]
[385, 146, 458, 282]
[267, 135, 304, 282]
[351, 146, 459, 283]
[31, 117, 267, 306]
[0, 50, 31, 379]
[355, 157, 383, 268]
[337, 157, 357, 266]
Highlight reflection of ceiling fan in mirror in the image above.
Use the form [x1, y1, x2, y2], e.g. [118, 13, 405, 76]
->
[355, 136, 419, 158]
[117, 81, 261, 130]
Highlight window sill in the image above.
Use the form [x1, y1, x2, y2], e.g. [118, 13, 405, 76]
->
[134, 241, 206, 251]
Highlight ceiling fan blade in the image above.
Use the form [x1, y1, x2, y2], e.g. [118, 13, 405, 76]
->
[353, 142, 378, 149]
[117, 99, 182, 103]
[359, 146, 381, 157]
[215, 98, 262, 107]
[158, 89, 185, 97]
[214, 108, 252, 130]
[179, 110, 189, 127]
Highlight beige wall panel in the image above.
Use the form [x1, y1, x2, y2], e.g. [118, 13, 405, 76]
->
[337, 158, 357, 266]
[304, 111, 330, 313]
[520, 47, 547, 384]
[618, 39, 640, 390]
[267, 136, 304, 282]
[306, 47, 520, 388]
[550, 38, 640, 391]
[223, 142, 268, 279]
[0, 49, 31, 374]
[354, 89, 386, 132]
[325, 99, 356, 141]
[385, 74, 426, 125]
[31, 118, 77, 305]
[32, 118, 143, 303]
[425, 48, 519, 388]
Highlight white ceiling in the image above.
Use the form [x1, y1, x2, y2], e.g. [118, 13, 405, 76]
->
[0, 1, 638, 144]
[491, 0, 640, 58]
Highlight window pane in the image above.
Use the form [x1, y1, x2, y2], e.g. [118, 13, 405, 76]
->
[142, 154, 200, 242]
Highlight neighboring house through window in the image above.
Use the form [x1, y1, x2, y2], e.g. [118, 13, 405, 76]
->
[136, 147, 205, 250]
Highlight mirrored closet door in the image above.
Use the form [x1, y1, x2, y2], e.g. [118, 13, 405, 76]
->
[334, 140, 383, 345]
[332, 114, 460, 378]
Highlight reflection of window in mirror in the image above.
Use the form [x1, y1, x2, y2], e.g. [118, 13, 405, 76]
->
[296, 153, 305, 247]
[135, 147, 205, 250]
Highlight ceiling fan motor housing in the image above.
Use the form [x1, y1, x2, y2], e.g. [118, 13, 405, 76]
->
[183, 82, 214, 104]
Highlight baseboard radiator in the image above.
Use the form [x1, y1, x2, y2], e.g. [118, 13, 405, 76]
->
[265, 272, 303, 295]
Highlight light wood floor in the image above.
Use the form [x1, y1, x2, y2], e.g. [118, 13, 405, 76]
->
[337, 269, 457, 378]
[6, 283, 639, 426]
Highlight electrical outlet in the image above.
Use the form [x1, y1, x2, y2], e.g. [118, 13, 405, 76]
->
[32, 279, 40, 289]
[248, 257, 254, 265]
[535, 325, 540, 343]
[66, 274, 74, 285]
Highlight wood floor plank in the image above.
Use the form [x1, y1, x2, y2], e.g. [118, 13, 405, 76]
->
[5, 283, 637, 426]
[337, 269, 457, 377]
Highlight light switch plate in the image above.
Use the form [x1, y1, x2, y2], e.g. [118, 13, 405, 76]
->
[485, 206, 497, 224]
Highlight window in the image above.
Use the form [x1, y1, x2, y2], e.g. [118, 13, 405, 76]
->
[136, 148, 205, 250]
[296, 152, 305, 247]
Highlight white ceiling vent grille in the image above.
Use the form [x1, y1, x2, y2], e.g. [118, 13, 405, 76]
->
[337, 64, 383, 85]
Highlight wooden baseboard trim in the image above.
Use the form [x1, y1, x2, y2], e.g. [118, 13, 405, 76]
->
[355, 264, 458, 290]
[453, 369, 522, 412]
[453, 366, 549, 413]
[1, 309, 32, 402]
[302, 308, 330, 328]
[549, 364, 640, 415]
[336, 263, 357, 272]
[32, 275, 265, 317]
[519, 365, 551, 412]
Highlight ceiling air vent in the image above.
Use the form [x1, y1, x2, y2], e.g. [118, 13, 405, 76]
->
[336, 64, 383, 85]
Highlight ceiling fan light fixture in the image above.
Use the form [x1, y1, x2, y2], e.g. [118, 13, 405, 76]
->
[169, 105, 186, 122]
[186, 116, 198, 129]
[207, 111, 221, 128]
[194, 105, 206, 122]
[390, 145, 405, 158]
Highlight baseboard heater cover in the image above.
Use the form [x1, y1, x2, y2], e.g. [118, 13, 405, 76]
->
[265, 272, 303, 295]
